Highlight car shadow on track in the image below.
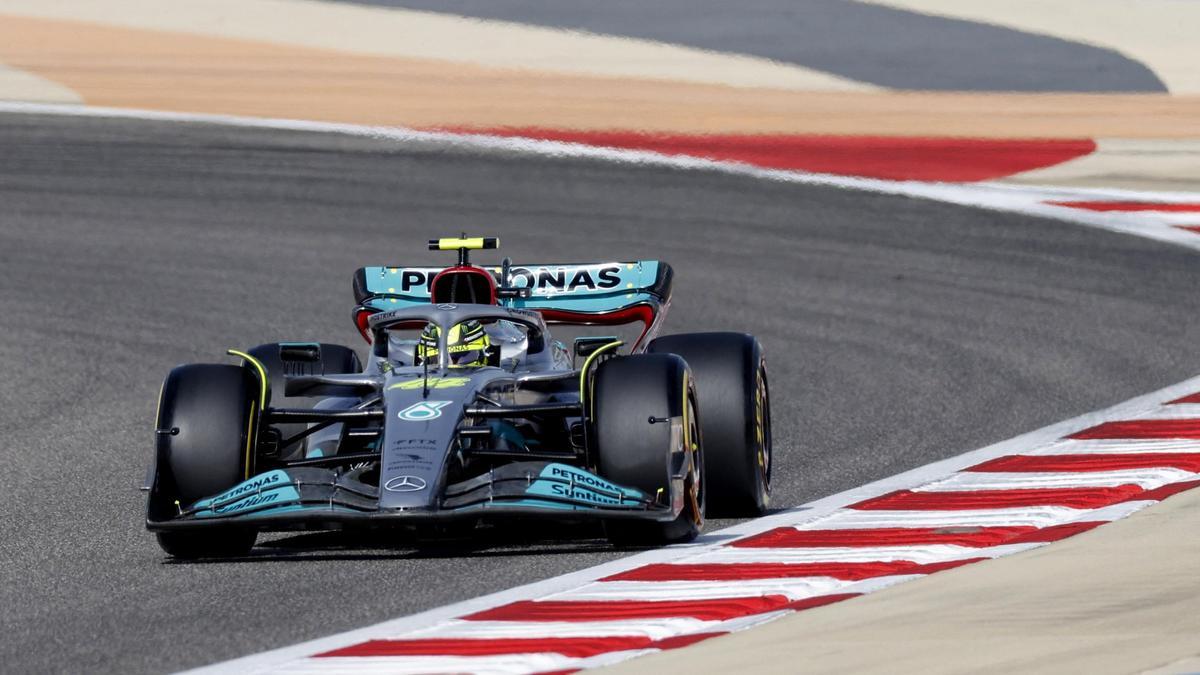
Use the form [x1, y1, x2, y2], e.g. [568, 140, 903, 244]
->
[159, 523, 622, 564]
[157, 513, 783, 564]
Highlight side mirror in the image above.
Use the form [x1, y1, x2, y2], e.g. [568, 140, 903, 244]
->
[496, 287, 532, 300]
[485, 343, 502, 367]
[497, 257, 532, 300]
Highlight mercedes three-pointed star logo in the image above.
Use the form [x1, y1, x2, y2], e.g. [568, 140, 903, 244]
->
[384, 475, 428, 492]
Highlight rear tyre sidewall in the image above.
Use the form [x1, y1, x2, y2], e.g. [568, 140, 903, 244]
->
[593, 354, 704, 546]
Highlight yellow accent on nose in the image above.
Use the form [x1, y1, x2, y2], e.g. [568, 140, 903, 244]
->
[389, 377, 470, 390]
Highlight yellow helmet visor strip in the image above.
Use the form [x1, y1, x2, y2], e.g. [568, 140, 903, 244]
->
[417, 323, 489, 366]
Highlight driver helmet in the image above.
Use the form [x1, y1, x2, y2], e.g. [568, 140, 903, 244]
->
[417, 320, 491, 367]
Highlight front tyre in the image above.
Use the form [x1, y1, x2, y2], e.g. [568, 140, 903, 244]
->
[593, 354, 704, 547]
[648, 332, 771, 517]
[152, 363, 259, 559]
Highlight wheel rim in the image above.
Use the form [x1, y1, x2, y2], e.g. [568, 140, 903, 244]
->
[686, 390, 704, 525]
[755, 364, 772, 498]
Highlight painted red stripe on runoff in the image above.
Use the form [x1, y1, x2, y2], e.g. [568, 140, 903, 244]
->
[318, 637, 651, 658]
[786, 593, 860, 611]
[850, 485, 1145, 510]
[1125, 478, 1200, 503]
[1007, 521, 1105, 543]
[437, 127, 1095, 182]
[1069, 419, 1200, 440]
[730, 526, 1037, 548]
[464, 596, 795, 622]
[1048, 201, 1200, 212]
[967, 453, 1200, 473]
[650, 632, 728, 650]
[603, 558, 983, 583]
[315, 633, 727, 658]
[1169, 392, 1200, 404]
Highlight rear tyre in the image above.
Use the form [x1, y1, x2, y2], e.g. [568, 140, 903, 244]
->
[648, 332, 771, 517]
[593, 354, 704, 547]
[153, 363, 259, 559]
[246, 342, 361, 457]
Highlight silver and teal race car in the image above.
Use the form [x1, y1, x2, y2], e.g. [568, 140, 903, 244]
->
[145, 237, 771, 558]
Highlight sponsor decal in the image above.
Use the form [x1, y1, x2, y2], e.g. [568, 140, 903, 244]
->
[523, 465, 641, 507]
[549, 483, 622, 505]
[391, 438, 437, 446]
[384, 475, 428, 492]
[387, 455, 434, 468]
[511, 266, 622, 294]
[210, 471, 283, 503]
[398, 400, 453, 421]
[387, 462, 432, 472]
[194, 482, 304, 518]
[214, 491, 280, 514]
[390, 377, 469, 391]
[387, 439, 438, 468]
[396, 265, 624, 295]
[436, 303, 457, 310]
[400, 270, 425, 292]
[548, 465, 622, 493]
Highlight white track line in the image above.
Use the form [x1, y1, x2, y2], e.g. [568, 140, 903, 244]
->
[3, 102, 1200, 253]
[692, 543, 1043, 566]
[920, 468, 1195, 491]
[1126, 404, 1200, 419]
[1030, 438, 1200, 455]
[277, 653, 587, 675]
[795, 506, 1095, 528]
[407, 618, 740, 640]
[807, 500, 1149, 529]
[549, 578, 853, 602]
[405, 610, 789, 641]
[688, 543, 995, 564]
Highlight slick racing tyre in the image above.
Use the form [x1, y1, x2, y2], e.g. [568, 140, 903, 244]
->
[246, 342, 361, 457]
[154, 363, 258, 559]
[649, 332, 771, 517]
[593, 354, 704, 546]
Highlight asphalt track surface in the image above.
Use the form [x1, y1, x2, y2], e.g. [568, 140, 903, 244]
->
[2, 112, 1199, 673]
[349, 0, 1166, 92]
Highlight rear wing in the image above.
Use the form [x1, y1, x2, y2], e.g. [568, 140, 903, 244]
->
[353, 261, 673, 346]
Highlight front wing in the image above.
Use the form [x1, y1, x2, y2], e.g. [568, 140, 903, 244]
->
[147, 462, 678, 531]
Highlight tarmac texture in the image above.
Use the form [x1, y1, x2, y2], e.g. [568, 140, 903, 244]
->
[2, 112, 1199, 672]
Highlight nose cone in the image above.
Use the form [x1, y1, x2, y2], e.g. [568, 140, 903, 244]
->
[377, 378, 472, 509]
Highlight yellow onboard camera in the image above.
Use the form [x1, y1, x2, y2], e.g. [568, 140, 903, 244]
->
[428, 237, 498, 252]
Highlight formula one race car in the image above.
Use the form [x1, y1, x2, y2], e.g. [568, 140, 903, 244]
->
[145, 237, 771, 558]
